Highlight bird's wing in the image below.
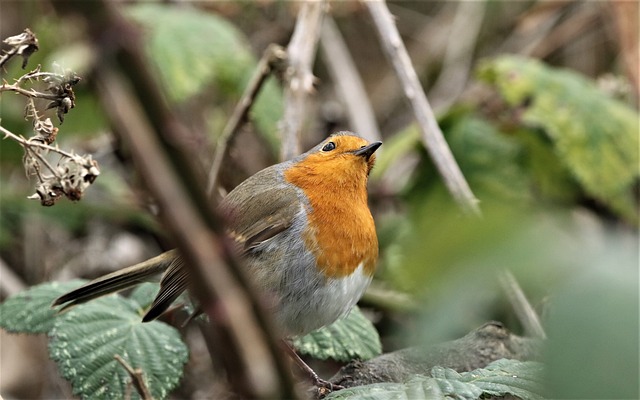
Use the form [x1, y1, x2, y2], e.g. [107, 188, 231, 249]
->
[220, 167, 303, 252]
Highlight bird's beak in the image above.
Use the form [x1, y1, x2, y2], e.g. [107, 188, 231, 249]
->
[353, 141, 382, 160]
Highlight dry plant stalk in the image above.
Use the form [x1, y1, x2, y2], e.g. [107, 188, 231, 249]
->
[0, 29, 100, 206]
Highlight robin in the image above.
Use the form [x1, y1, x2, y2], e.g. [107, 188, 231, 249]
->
[53, 131, 381, 387]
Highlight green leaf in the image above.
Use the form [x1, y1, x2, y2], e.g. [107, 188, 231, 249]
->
[0, 280, 87, 334]
[127, 4, 252, 103]
[431, 359, 545, 400]
[545, 240, 639, 399]
[49, 295, 188, 400]
[326, 376, 445, 400]
[292, 306, 381, 362]
[478, 56, 640, 222]
[444, 114, 530, 202]
[126, 4, 282, 149]
[128, 282, 161, 310]
[326, 359, 544, 400]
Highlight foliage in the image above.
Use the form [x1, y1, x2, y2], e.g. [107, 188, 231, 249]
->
[478, 55, 639, 223]
[0, 281, 189, 400]
[0, 280, 85, 334]
[326, 359, 545, 400]
[293, 306, 382, 362]
[0, 280, 380, 398]
[126, 3, 283, 149]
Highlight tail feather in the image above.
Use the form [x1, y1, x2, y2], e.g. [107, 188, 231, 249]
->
[142, 257, 189, 322]
[52, 250, 178, 311]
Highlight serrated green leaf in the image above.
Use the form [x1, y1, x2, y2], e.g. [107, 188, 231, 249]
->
[49, 295, 188, 400]
[292, 306, 381, 362]
[432, 359, 545, 400]
[326, 359, 544, 400]
[326, 376, 444, 400]
[478, 56, 639, 222]
[126, 4, 252, 103]
[0, 280, 87, 334]
[126, 4, 282, 149]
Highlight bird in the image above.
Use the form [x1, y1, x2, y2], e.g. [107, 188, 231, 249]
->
[53, 131, 381, 387]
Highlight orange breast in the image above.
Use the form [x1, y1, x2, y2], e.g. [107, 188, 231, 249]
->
[284, 160, 378, 278]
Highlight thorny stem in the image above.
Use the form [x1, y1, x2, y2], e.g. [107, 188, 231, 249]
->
[0, 82, 60, 101]
[0, 125, 76, 159]
[23, 146, 58, 182]
[15, 71, 63, 85]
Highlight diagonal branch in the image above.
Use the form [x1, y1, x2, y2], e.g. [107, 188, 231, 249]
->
[206, 44, 287, 196]
[49, 2, 297, 398]
[320, 16, 382, 143]
[365, 0, 480, 216]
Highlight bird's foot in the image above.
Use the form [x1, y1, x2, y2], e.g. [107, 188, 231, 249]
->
[313, 376, 344, 397]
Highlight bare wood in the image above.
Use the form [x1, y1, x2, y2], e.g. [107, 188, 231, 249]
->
[114, 355, 153, 400]
[0, 257, 26, 298]
[329, 321, 542, 388]
[49, 2, 296, 398]
[428, 1, 486, 114]
[280, 0, 328, 161]
[365, 1, 480, 216]
[206, 44, 287, 196]
[499, 270, 547, 339]
[320, 16, 382, 143]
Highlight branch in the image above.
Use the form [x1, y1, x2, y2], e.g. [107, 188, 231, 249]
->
[280, 0, 328, 161]
[0, 257, 27, 298]
[114, 355, 153, 400]
[427, 1, 486, 114]
[499, 270, 547, 339]
[365, 1, 480, 216]
[48, 2, 296, 398]
[206, 44, 287, 196]
[0, 82, 60, 100]
[1, 126, 75, 159]
[329, 321, 543, 388]
[319, 16, 382, 143]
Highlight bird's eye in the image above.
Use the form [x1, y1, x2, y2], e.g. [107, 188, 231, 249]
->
[322, 142, 336, 152]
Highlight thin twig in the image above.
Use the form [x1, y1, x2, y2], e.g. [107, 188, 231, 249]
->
[428, 1, 486, 114]
[0, 257, 27, 298]
[206, 44, 287, 196]
[0, 82, 60, 101]
[365, 1, 480, 216]
[114, 355, 154, 400]
[23, 144, 62, 181]
[0, 125, 76, 159]
[16, 70, 62, 85]
[499, 269, 547, 339]
[280, 0, 328, 161]
[320, 16, 382, 143]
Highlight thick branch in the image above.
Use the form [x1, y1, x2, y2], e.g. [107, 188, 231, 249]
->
[49, 2, 296, 398]
[329, 321, 543, 388]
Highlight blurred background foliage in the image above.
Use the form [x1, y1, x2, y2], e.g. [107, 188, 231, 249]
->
[0, 1, 637, 399]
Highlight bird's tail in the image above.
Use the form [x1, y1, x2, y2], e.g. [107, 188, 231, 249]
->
[52, 249, 178, 312]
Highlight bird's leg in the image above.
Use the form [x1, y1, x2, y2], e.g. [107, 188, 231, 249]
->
[281, 340, 345, 392]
